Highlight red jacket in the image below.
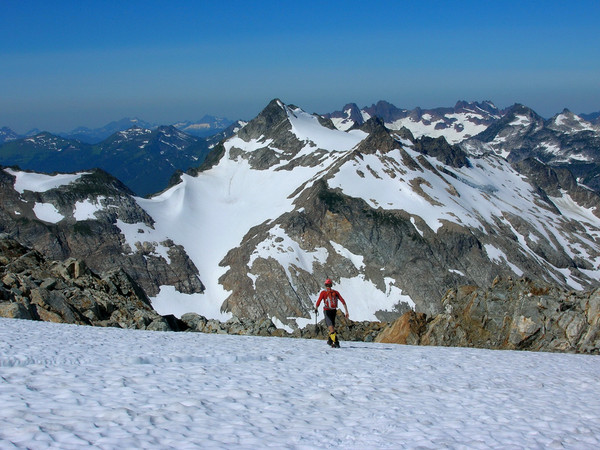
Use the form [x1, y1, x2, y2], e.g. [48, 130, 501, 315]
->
[316, 289, 346, 310]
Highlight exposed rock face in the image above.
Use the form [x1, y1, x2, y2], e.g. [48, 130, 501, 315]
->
[377, 278, 600, 354]
[513, 157, 600, 218]
[3, 231, 598, 354]
[0, 235, 173, 330]
[375, 311, 427, 345]
[0, 168, 204, 299]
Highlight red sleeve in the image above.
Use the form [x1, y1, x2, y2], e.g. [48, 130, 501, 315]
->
[315, 290, 325, 307]
[335, 290, 346, 306]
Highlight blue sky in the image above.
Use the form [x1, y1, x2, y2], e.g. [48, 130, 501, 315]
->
[1, 0, 599, 133]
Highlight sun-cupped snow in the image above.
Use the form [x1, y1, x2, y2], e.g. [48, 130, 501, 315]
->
[135, 110, 369, 321]
[3, 319, 600, 449]
[4, 168, 88, 194]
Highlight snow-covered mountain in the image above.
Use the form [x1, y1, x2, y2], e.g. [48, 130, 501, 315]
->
[462, 104, 600, 191]
[142, 100, 600, 324]
[580, 111, 600, 126]
[323, 100, 504, 144]
[0, 127, 21, 144]
[62, 117, 156, 144]
[3, 99, 600, 329]
[0, 126, 211, 196]
[60, 116, 235, 143]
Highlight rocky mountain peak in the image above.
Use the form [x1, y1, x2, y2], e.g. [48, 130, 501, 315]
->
[454, 100, 501, 117]
[363, 100, 408, 123]
[461, 102, 600, 191]
[354, 117, 399, 155]
[466, 103, 544, 148]
[547, 109, 596, 134]
[237, 98, 291, 141]
[3, 99, 600, 336]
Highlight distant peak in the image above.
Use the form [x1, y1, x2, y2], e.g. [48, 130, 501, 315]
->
[236, 99, 292, 141]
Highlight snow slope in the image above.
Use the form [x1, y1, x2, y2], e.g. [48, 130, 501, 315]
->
[6, 101, 600, 325]
[43, 101, 600, 323]
[135, 104, 367, 321]
[1, 318, 599, 449]
[386, 112, 490, 144]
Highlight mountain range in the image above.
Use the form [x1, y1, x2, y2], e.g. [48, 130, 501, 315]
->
[461, 105, 600, 191]
[0, 116, 235, 145]
[0, 117, 244, 196]
[2, 101, 598, 197]
[2, 98, 600, 331]
[323, 100, 505, 144]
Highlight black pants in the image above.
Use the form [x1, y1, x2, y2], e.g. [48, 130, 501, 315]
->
[324, 309, 337, 328]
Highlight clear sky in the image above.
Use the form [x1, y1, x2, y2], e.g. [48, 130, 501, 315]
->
[1, 0, 599, 133]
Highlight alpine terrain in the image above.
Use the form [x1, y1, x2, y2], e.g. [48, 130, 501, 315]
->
[0, 126, 213, 196]
[324, 100, 504, 144]
[2, 99, 600, 333]
[462, 105, 600, 191]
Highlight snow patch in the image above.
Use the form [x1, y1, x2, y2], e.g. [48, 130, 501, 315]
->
[73, 197, 105, 221]
[330, 241, 365, 270]
[5, 168, 88, 194]
[286, 106, 366, 151]
[249, 225, 328, 281]
[32, 203, 63, 223]
[150, 285, 232, 321]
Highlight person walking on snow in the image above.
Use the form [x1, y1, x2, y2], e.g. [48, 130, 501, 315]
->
[315, 279, 349, 348]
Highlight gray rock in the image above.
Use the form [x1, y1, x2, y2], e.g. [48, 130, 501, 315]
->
[0, 236, 174, 331]
[0, 302, 33, 320]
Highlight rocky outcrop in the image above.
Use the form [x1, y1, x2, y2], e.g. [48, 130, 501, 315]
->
[179, 309, 386, 343]
[0, 167, 205, 298]
[0, 235, 173, 330]
[3, 234, 598, 354]
[376, 277, 600, 354]
[412, 136, 471, 168]
[375, 311, 428, 345]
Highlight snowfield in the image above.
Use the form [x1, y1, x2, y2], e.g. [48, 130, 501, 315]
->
[1, 318, 599, 449]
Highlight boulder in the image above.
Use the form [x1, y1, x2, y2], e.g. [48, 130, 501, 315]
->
[375, 311, 427, 344]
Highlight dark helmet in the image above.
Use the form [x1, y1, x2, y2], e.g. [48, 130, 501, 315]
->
[324, 278, 333, 287]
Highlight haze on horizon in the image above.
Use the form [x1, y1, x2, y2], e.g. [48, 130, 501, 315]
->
[1, 0, 599, 134]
